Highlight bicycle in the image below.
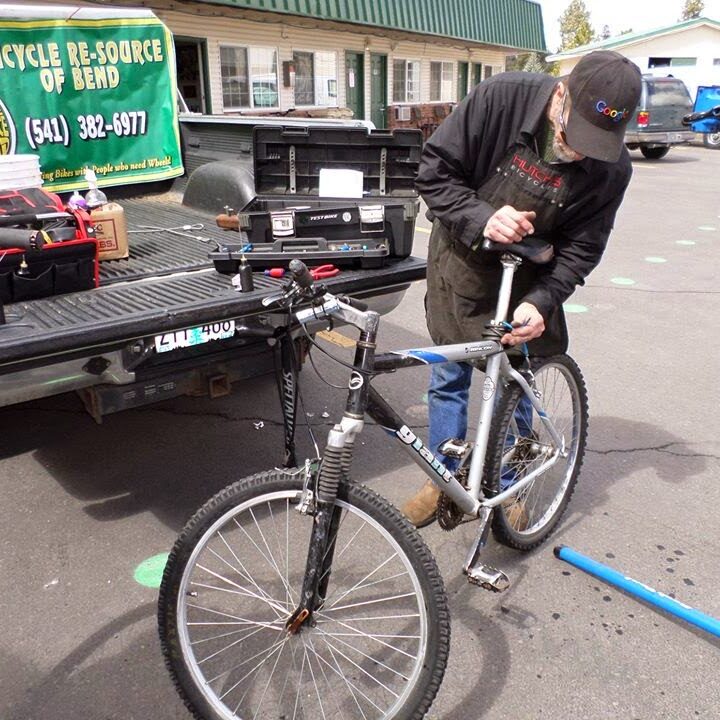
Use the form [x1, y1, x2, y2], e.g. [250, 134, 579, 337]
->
[158, 238, 588, 720]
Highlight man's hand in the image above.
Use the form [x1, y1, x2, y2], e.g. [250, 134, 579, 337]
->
[501, 302, 545, 346]
[483, 206, 536, 244]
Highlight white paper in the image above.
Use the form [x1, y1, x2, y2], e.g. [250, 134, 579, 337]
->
[319, 168, 364, 198]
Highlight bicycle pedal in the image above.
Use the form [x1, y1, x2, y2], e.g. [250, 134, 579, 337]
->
[466, 564, 511, 592]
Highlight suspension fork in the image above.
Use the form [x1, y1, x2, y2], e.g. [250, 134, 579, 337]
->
[286, 323, 377, 633]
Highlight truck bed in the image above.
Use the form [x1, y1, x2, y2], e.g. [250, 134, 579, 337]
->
[0, 196, 426, 368]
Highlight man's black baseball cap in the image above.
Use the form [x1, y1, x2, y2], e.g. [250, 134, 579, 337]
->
[565, 50, 642, 162]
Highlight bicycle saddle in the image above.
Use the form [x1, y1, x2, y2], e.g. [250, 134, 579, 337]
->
[481, 236, 554, 264]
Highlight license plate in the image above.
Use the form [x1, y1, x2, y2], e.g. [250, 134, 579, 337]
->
[154, 320, 236, 353]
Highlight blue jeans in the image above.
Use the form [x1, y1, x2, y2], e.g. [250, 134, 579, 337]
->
[428, 363, 474, 472]
[428, 362, 533, 485]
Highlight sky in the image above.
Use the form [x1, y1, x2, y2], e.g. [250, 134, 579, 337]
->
[536, 0, 720, 54]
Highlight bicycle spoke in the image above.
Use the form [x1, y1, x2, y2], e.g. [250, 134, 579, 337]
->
[315, 612, 419, 660]
[325, 553, 397, 607]
[210, 530, 289, 618]
[306, 635, 348, 720]
[309, 637, 387, 714]
[323, 639, 370, 720]
[315, 627, 413, 681]
[195, 562, 289, 617]
[230, 507, 297, 607]
[325, 555, 402, 610]
[197, 623, 271, 665]
[303, 636, 329, 720]
[187, 601, 283, 627]
[325, 639, 407, 699]
[315, 611, 421, 624]
[213, 633, 287, 693]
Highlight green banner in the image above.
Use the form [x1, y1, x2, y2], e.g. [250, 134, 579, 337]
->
[0, 12, 183, 191]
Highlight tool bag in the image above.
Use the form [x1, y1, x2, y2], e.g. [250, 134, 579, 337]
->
[0, 187, 98, 304]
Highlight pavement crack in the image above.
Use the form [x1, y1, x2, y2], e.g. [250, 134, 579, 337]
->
[588, 442, 720, 460]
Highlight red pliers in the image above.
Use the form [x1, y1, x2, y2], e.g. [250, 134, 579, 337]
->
[310, 264, 340, 280]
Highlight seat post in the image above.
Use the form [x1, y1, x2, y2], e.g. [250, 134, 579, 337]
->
[492, 254, 522, 324]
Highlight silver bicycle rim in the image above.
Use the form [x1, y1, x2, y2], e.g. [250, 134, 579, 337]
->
[176, 488, 430, 720]
[502, 362, 582, 532]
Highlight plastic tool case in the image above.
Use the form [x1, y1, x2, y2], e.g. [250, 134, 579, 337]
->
[210, 126, 423, 272]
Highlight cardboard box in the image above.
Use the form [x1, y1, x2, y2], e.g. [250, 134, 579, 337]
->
[91, 203, 128, 260]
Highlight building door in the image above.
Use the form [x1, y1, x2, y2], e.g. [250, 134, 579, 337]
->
[345, 51, 365, 120]
[175, 37, 209, 113]
[370, 53, 387, 129]
[457, 61, 469, 102]
[472, 62, 483, 87]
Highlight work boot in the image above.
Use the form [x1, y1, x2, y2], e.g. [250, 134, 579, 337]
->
[503, 498, 529, 531]
[401, 481, 440, 528]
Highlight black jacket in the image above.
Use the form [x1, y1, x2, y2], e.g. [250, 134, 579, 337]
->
[415, 71, 633, 318]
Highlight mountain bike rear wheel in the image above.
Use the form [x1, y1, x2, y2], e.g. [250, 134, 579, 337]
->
[159, 470, 450, 720]
[486, 354, 588, 550]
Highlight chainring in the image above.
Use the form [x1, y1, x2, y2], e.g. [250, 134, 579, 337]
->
[437, 492, 464, 531]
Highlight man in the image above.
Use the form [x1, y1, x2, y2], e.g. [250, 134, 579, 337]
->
[402, 51, 642, 527]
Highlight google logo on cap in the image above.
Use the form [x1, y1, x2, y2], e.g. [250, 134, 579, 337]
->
[596, 100, 629, 122]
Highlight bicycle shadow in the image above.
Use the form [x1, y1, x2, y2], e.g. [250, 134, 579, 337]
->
[1, 603, 187, 720]
[575, 414, 707, 507]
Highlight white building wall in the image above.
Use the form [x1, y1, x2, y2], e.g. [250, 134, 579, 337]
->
[154, 7, 509, 118]
[554, 25, 720, 102]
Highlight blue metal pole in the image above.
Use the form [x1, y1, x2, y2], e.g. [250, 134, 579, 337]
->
[554, 545, 720, 639]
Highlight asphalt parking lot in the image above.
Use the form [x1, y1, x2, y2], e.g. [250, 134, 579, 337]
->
[1, 143, 719, 720]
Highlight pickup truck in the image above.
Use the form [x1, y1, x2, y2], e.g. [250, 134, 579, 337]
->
[0, 11, 425, 423]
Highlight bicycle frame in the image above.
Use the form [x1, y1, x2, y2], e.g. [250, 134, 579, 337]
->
[299, 253, 565, 514]
[287, 252, 568, 610]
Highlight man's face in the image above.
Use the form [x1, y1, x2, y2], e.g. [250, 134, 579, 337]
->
[551, 86, 585, 163]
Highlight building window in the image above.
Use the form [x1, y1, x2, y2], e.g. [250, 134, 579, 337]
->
[392, 59, 420, 103]
[430, 61, 454, 102]
[220, 45, 278, 110]
[649, 56, 697, 68]
[714, 58, 720, 66]
[484, 65, 494, 80]
[293, 50, 338, 106]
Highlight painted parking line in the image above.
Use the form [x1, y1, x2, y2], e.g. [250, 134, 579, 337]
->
[611, 277, 636, 286]
[645, 256, 668, 263]
[564, 303, 588, 313]
[134, 553, 170, 588]
[416, 226, 431, 234]
[676, 240, 696, 245]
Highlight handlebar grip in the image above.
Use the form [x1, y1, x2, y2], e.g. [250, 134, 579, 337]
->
[289, 259, 314, 289]
[683, 104, 720, 125]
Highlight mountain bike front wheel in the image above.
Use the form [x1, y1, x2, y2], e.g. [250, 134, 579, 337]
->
[486, 354, 588, 550]
[159, 470, 450, 720]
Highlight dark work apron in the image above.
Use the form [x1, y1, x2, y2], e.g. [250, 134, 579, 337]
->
[426, 143, 573, 357]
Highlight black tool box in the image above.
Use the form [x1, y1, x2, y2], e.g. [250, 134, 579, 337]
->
[210, 126, 422, 273]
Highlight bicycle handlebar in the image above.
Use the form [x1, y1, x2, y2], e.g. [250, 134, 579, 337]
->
[261, 260, 370, 325]
[682, 104, 720, 125]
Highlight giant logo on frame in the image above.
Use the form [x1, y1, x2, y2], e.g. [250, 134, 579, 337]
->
[0, 98, 17, 155]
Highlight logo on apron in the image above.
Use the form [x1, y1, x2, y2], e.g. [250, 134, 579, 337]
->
[510, 153, 563, 188]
